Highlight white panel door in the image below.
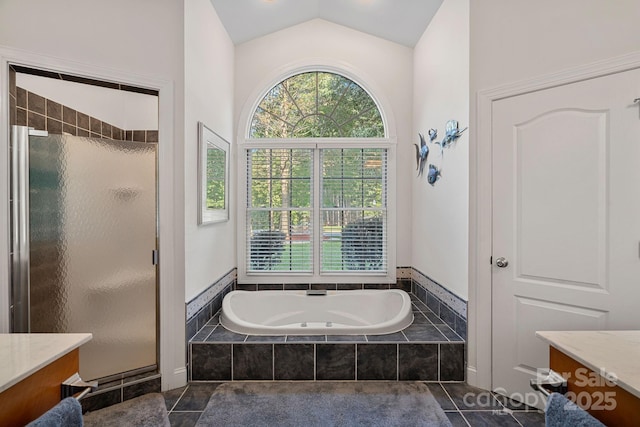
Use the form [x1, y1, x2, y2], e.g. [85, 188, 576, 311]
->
[492, 68, 640, 407]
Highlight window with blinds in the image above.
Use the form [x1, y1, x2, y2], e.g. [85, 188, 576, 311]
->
[245, 147, 387, 274]
[321, 148, 387, 272]
[247, 148, 313, 272]
[242, 70, 392, 280]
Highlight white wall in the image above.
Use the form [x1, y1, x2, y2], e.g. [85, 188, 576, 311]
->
[412, 0, 469, 300]
[0, 1, 183, 80]
[468, 0, 640, 388]
[184, 0, 235, 301]
[0, 0, 186, 390]
[234, 18, 414, 268]
[470, 0, 640, 91]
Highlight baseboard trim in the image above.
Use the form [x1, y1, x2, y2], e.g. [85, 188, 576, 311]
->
[162, 367, 187, 392]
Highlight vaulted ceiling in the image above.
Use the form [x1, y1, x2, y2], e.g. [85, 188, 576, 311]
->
[210, 0, 444, 47]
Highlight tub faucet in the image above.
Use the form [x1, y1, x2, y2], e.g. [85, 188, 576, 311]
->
[306, 289, 327, 296]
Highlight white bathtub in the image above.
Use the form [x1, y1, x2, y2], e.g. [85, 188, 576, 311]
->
[220, 289, 414, 336]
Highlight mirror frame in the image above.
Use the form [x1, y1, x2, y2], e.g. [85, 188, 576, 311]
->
[198, 122, 230, 225]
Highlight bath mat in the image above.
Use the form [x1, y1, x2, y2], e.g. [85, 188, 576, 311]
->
[83, 393, 170, 427]
[195, 382, 452, 427]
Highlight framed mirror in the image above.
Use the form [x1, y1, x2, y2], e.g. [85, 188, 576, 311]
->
[198, 122, 229, 224]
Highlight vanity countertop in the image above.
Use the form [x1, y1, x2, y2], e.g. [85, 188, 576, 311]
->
[536, 330, 640, 399]
[0, 333, 92, 394]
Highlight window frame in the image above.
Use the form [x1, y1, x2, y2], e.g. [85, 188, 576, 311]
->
[239, 138, 396, 284]
[237, 71, 396, 285]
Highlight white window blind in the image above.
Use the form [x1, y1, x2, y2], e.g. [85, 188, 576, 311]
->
[320, 148, 387, 273]
[246, 148, 313, 272]
[245, 146, 387, 275]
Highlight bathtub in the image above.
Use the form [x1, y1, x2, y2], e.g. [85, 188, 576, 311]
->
[220, 289, 414, 336]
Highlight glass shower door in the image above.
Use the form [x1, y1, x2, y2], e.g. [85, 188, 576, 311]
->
[11, 126, 158, 381]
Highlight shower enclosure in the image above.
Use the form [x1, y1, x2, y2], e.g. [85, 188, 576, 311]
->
[10, 125, 158, 381]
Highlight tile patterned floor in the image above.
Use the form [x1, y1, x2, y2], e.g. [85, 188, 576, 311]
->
[163, 382, 546, 427]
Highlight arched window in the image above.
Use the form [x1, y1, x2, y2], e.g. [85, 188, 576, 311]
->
[250, 71, 385, 138]
[240, 71, 394, 283]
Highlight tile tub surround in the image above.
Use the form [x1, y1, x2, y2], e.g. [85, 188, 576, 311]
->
[411, 268, 467, 340]
[186, 269, 236, 341]
[220, 273, 465, 339]
[189, 296, 465, 383]
[184, 271, 415, 341]
[185, 267, 466, 383]
[218, 268, 462, 331]
[233, 279, 413, 293]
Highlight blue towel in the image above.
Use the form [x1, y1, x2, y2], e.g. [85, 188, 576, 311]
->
[27, 397, 83, 427]
[545, 392, 605, 427]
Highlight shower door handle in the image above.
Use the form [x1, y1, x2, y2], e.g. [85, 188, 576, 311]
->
[152, 250, 158, 266]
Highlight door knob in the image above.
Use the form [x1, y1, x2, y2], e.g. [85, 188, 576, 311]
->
[495, 257, 509, 268]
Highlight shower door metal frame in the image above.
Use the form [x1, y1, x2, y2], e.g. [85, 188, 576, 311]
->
[10, 125, 48, 332]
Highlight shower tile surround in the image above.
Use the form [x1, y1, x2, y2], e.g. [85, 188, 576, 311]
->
[80, 372, 162, 414]
[9, 66, 158, 142]
[186, 267, 467, 383]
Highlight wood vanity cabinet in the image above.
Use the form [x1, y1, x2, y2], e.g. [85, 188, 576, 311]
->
[0, 334, 91, 426]
[550, 347, 639, 426]
[538, 331, 640, 427]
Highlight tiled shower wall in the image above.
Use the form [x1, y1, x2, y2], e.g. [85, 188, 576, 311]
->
[9, 66, 157, 142]
[9, 67, 17, 127]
